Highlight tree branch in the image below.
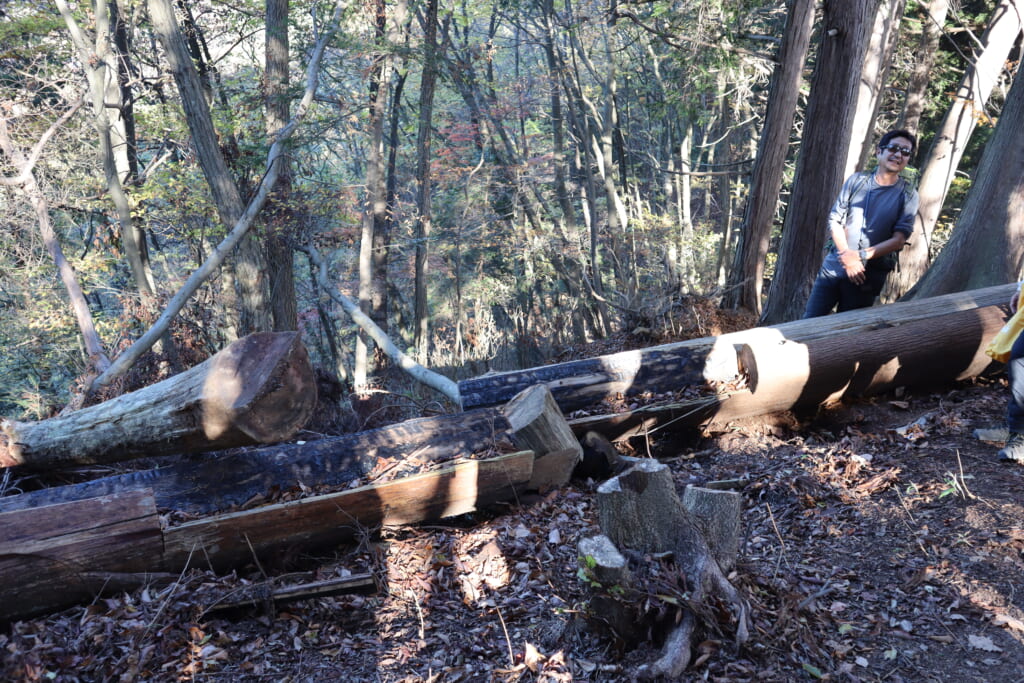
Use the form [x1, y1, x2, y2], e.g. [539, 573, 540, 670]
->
[86, 1, 344, 396]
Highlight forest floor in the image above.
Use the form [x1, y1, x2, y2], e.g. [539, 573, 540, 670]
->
[4, 323, 1024, 682]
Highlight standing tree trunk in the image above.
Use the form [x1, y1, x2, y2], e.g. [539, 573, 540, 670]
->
[0, 109, 111, 376]
[760, 0, 881, 325]
[904, 66, 1024, 298]
[148, 0, 269, 337]
[885, 0, 1022, 300]
[847, 0, 907, 174]
[413, 0, 439, 362]
[897, 0, 950, 135]
[723, 0, 816, 314]
[264, 0, 298, 332]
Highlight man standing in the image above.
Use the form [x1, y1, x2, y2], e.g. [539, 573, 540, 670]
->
[803, 130, 921, 318]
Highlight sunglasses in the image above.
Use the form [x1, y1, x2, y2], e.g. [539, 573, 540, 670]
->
[881, 143, 912, 157]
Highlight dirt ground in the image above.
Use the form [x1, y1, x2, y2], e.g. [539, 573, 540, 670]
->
[4, 376, 1024, 682]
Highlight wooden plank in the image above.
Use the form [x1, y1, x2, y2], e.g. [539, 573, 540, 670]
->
[162, 451, 534, 572]
[0, 489, 162, 622]
[0, 406, 510, 516]
[459, 284, 1016, 411]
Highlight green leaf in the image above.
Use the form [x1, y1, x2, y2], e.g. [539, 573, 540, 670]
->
[801, 662, 823, 679]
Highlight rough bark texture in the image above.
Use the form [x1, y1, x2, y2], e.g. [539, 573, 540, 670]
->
[0, 407, 510, 516]
[723, 0, 816, 313]
[1, 333, 316, 469]
[904, 62, 1024, 299]
[462, 284, 1016, 414]
[760, 0, 879, 324]
[592, 460, 749, 678]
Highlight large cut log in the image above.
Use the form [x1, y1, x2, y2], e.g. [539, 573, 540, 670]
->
[0, 332, 317, 469]
[162, 450, 534, 572]
[567, 300, 1009, 441]
[0, 406, 510, 516]
[460, 284, 1016, 412]
[0, 489, 162, 622]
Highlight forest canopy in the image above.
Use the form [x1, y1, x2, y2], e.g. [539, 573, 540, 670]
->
[0, 0, 1020, 420]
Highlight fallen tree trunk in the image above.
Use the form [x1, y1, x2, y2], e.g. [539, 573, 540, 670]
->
[0, 406, 510, 516]
[0, 489, 163, 622]
[460, 284, 1015, 412]
[0, 450, 533, 623]
[567, 301, 1008, 442]
[1, 332, 317, 469]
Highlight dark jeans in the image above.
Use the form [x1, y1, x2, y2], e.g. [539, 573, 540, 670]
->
[1006, 330, 1024, 433]
[803, 266, 889, 319]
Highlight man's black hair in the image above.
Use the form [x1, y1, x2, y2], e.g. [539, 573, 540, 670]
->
[878, 129, 917, 153]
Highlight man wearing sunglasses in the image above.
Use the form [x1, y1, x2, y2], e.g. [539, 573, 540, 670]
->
[803, 129, 920, 318]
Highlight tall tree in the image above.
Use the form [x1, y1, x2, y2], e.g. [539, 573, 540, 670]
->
[847, 0, 907, 174]
[905, 65, 1024, 297]
[760, 0, 881, 324]
[0, 103, 111, 377]
[148, 0, 270, 337]
[897, 0, 950, 135]
[886, 0, 1022, 300]
[413, 0, 440, 361]
[264, 0, 298, 332]
[723, 0, 816, 313]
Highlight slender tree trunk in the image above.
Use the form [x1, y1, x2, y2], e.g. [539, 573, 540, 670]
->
[905, 67, 1024, 298]
[414, 0, 439, 362]
[761, 0, 881, 324]
[848, 0, 908, 174]
[264, 0, 298, 332]
[356, 0, 391, 386]
[149, 0, 268, 337]
[898, 0, 950, 135]
[0, 115, 111, 375]
[723, 0, 815, 313]
[886, 0, 1022, 301]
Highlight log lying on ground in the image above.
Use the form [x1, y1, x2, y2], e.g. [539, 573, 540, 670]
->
[503, 383, 583, 490]
[0, 489, 163, 622]
[579, 460, 748, 678]
[460, 284, 1016, 413]
[0, 451, 533, 623]
[566, 300, 1009, 442]
[0, 332, 317, 469]
[0, 406, 510, 516]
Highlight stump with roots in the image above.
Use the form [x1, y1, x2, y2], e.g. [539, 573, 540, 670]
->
[578, 459, 749, 679]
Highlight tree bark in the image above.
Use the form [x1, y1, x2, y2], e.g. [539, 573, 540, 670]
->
[904, 65, 1024, 298]
[264, 0, 298, 332]
[721, 0, 817, 316]
[886, 0, 1022, 300]
[2, 333, 316, 469]
[414, 0, 439, 361]
[460, 283, 1017, 413]
[148, 0, 269, 335]
[760, 0, 881, 324]
[847, 0, 907, 174]
[897, 0, 950, 135]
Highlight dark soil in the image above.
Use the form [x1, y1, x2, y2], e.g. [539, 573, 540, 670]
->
[4, 375, 1024, 681]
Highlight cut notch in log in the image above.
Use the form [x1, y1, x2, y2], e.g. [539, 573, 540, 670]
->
[0, 332, 317, 469]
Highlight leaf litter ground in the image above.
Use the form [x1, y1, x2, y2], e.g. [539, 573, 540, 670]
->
[4, 377, 1024, 682]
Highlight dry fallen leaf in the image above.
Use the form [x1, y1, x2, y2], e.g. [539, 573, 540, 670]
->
[992, 614, 1024, 633]
[967, 635, 1002, 652]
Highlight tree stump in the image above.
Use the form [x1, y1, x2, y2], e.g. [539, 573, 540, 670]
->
[581, 460, 749, 678]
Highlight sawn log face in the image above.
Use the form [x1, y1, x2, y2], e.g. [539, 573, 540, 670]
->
[0, 332, 316, 469]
